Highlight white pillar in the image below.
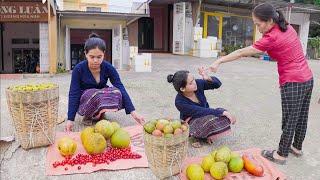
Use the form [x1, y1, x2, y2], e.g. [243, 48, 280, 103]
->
[65, 26, 71, 70]
[112, 25, 123, 69]
[39, 23, 49, 73]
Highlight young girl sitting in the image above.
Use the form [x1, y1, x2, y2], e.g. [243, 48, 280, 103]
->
[167, 67, 236, 147]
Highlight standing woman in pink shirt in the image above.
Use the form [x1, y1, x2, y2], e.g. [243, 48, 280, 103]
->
[206, 3, 313, 165]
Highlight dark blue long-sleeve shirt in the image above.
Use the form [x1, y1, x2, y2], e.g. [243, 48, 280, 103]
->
[175, 76, 226, 121]
[67, 60, 135, 121]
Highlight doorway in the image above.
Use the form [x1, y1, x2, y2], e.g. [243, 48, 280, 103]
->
[70, 29, 112, 69]
[138, 17, 154, 50]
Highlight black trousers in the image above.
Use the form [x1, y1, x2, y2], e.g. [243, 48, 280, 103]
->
[277, 78, 313, 157]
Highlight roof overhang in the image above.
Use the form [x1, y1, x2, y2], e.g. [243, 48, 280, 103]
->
[57, 10, 149, 22]
[150, 0, 198, 5]
[203, 0, 320, 14]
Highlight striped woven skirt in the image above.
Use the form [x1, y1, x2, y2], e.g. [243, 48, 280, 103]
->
[78, 87, 123, 119]
[188, 115, 231, 140]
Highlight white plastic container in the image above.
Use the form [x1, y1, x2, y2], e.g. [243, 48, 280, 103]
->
[193, 27, 203, 41]
[130, 46, 138, 58]
[133, 53, 152, 72]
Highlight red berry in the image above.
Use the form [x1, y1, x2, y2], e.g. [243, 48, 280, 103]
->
[78, 166, 81, 170]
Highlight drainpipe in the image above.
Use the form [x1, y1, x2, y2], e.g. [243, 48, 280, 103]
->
[288, 0, 295, 24]
[57, 13, 61, 69]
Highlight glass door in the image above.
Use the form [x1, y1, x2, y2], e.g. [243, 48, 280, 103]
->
[13, 49, 24, 73]
[13, 49, 39, 73]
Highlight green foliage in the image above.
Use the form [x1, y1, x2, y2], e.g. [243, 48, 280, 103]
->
[308, 37, 320, 48]
[308, 37, 320, 58]
[309, 24, 320, 37]
[223, 45, 242, 55]
[57, 66, 68, 73]
[57, 62, 67, 73]
[293, 0, 320, 5]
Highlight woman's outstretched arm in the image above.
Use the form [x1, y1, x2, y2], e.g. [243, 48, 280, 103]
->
[208, 46, 263, 72]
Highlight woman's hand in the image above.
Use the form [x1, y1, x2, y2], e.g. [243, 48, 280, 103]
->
[131, 111, 145, 125]
[207, 60, 221, 73]
[198, 67, 212, 81]
[223, 111, 236, 125]
[65, 120, 74, 132]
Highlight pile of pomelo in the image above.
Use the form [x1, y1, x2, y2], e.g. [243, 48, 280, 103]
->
[143, 119, 188, 138]
[57, 120, 131, 156]
[186, 146, 264, 180]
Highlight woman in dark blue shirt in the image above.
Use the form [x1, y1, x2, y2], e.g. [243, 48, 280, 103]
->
[167, 68, 236, 146]
[65, 33, 144, 132]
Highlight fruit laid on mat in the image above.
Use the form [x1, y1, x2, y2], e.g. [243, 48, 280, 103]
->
[9, 83, 57, 91]
[95, 120, 115, 139]
[242, 154, 264, 176]
[53, 121, 141, 170]
[185, 146, 264, 180]
[57, 137, 77, 157]
[143, 119, 188, 138]
[82, 132, 107, 155]
[110, 129, 130, 149]
[80, 120, 130, 155]
[52, 147, 142, 169]
[187, 164, 205, 180]
[143, 118, 189, 179]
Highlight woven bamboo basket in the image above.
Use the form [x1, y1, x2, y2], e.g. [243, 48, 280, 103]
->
[5, 85, 59, 150]
[143, 123, 189, 179]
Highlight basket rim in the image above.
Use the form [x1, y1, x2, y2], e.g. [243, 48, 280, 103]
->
[6, 85, 59, 92]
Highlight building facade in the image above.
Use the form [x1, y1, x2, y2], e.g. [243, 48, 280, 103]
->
[57, 0, 149, 71]
[128, 0, 313, 57]
[0, 0, 57, 74]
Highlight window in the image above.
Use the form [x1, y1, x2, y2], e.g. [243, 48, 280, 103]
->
[222, 16, 254, 47]
[12, 39, 29, 44]
[86, 7, 101, 12]
[32, 39, 39, 44]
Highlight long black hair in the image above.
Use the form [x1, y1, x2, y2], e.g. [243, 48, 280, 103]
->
[84, 33, 106, 54]
[167, 70, 189, 93]
[253, 3, 288, 32]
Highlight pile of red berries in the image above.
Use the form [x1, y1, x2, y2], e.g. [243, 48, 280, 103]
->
[52, 147, 142, 170]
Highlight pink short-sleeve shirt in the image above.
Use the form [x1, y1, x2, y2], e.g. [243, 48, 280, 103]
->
[253, 24, 313, 86]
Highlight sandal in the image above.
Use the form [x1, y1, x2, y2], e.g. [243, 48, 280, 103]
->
[191, 142, 202, 148]
[261, 150, 286, 165]
[190, 137, 203, 148]
[289, 147, 303, 157]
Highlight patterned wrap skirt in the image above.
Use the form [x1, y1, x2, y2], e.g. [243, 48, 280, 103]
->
[188, 115, 231, 140]
[78, 87, 123, 119]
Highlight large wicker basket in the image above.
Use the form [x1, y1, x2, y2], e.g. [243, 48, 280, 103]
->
[5, 85, 59, 149]
[143, 123, 189, 179]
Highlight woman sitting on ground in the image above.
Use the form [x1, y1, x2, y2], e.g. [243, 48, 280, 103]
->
[65, 33, 144, 132]
[167, 68, 236, 147]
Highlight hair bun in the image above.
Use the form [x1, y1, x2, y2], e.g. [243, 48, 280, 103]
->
[167, 74, 174, 83]
[89, 32, 99, 39]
